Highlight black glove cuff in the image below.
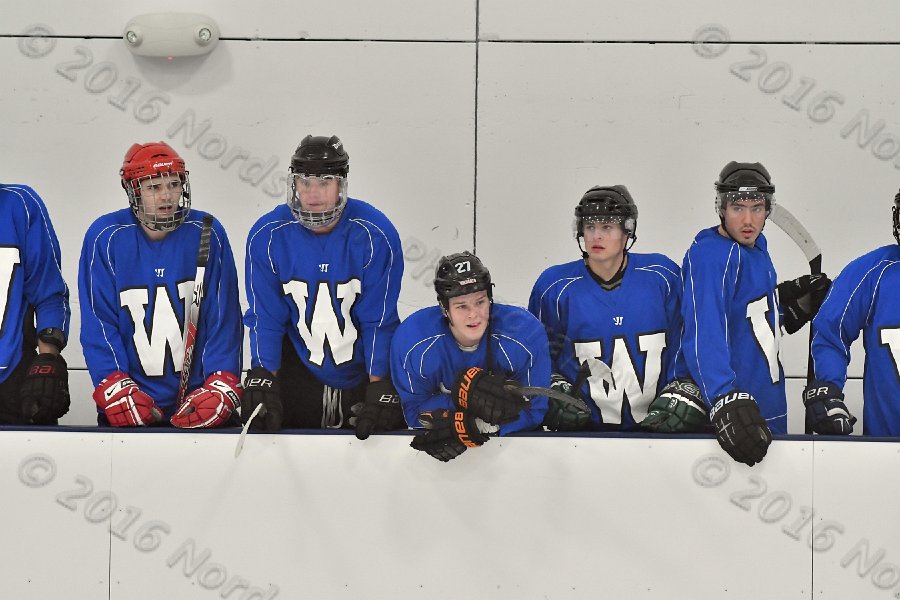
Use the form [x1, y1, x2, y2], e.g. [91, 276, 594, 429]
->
[803, 380, 843, 406]
[245, 367, 277, 389]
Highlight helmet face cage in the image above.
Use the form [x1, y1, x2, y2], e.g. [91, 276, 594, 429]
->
[434, 252, 493, 310]
[286, 173, 349, 230]
[287, 135, 350, 230]
[573, 186, 638, 252]
[120, 142, 191, 232]
[126, 172, 191, 232]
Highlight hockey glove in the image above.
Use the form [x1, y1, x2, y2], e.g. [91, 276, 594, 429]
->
[802, 380, 856, 435]
[92, 372, 163, 427]
[542, 373, 591, 431]
[241, 367, 283, 432]
[640, 378, 710, 433]
[171, 371, 242, 429]
[777, 273, 831, 334]
[20, 353, 70, 424]
[410, 409, 489, 462]
[351, 379, 407, 440]
[453, 366, 527, 425]
[709, 391, 773, 466]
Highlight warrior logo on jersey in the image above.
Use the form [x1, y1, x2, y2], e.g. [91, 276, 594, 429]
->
[120, 280, 194, 376]
[573, 331, 666, 424]
[283, 278, 362, 367]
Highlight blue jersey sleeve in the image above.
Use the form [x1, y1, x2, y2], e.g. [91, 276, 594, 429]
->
[18, 186, 70, 336]
[681, 241, 740, 404]
[79, 220, 134, 383]
[527, 270, 571, 372]
[811, 251, 889, 387]
[350, 217, 403, 379]
[244, 217, 291, 372]
[492, 308, 551, 434]
[390, 330, 451, 427]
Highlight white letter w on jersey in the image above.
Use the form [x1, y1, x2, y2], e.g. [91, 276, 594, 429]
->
[283, 279, 362, 367]
[120, 281, 194, 376]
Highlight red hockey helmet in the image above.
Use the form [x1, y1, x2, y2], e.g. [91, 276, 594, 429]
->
[120, 141, 191, 232]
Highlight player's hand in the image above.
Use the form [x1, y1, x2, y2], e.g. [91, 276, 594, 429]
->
[452, 366, 527, 425]
[709, 390, 772, 466]
[542, 373, 591, 431]
[640, 378, 710, 433]
[802, 380, 856, 435]
[410, 409, 489, 462]
[171, 371, 242, 429]
[92, 371, 163, 427]
[20, 353, 70, 424]
[350, 379, 407, 440]
[777, 273, 831, 334]
[241, 367, 283, 432]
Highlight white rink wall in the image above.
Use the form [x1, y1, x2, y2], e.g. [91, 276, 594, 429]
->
[4, 430, 900, 600]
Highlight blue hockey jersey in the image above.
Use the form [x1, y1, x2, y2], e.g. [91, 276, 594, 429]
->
[682, 227, 787, 432]
[391, 303, 550, 435]
[528, 253, 685, 429]
[245, 199, 402, 388]
[0, 184, 70, 383]
[811, 244, 900, 435]
[79, 208, 242, 416]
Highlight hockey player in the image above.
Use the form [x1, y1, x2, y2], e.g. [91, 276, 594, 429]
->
[79, 141, 243, 428]
[242, 135, 405, 437]
[682, 162, 830, 465]
[393, 252, 550, 462]
[802, 189, 900, 436]
[528, 185, 704, 433]
[0, 183, 70, 425]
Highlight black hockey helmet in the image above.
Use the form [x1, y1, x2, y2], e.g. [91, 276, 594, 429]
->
[714, 161, 775, 216]
[289, 135, 349, 177]
[434, 251, 493, 309]
[574, 185, 638, 251]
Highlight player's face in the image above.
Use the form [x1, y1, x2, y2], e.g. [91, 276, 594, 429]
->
[293, 174, 340, 213]
[137, 174, 184, 221]
[446, 290, 491, 347]
[582, 218, 627, 265]
[721, 198, 767, 246]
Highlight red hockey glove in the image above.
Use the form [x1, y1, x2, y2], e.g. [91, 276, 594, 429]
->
[92, 371, 163, 427]
[171, 371, 242, 429]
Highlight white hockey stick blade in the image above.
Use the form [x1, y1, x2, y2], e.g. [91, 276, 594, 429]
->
[234, 403, 264, 458]
[769, 204, 822, 267]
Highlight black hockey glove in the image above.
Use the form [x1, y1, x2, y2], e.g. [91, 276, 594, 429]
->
[351, 379, 407, 440]
[709, 391, 773, 466]
[777, 273, 831, 334]
[410, 409, 490, 462]
[241, 367, 283, 432]
[802, 380, 856, 435]
[640, 378, 710, 433]
[542, 373, 591, 431]
[20, 353, 70, 424]
[453, 366, 527, 425]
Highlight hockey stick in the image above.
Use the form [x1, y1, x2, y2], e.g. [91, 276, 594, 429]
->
[176, 214, 214, 406]
[769, 204, 822, 434]
[504, 359, 613, 413]
[234, 403, 263, 458]
[504, 384, 591, 413]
